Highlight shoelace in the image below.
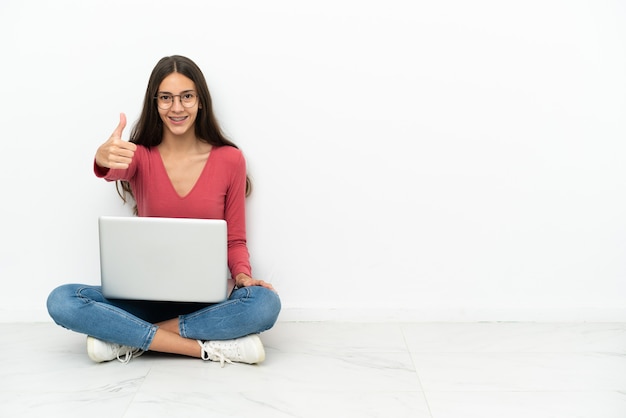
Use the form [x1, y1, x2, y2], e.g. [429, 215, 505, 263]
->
[116, 347, 143, 364]
[197, 340, 234, 367]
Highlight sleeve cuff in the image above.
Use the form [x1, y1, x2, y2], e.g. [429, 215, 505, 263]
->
[93, 160, 110, 178]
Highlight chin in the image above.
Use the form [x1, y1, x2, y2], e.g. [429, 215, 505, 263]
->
[166, 126, 192, 137]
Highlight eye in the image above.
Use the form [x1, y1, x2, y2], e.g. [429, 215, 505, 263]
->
[182, 93, 195, 100]
[158, 94, 172, 101]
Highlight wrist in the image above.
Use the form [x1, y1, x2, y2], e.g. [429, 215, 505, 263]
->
[235, 273, 249, 283]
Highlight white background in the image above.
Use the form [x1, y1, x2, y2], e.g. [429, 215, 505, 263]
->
[0, 0, 624, 322]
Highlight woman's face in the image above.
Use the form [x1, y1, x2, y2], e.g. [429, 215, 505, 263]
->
[156, 72, 200, 139]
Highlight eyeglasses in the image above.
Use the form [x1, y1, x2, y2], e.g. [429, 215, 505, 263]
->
[154, 91, 198, 109]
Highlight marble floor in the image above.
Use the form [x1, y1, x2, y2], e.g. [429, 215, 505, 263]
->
[1, 321, 625, 417]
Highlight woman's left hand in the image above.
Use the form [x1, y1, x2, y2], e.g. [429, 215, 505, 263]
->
[235, 273, 276, 292]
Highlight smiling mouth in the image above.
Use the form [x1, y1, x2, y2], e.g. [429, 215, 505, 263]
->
[169, 116, 188, 122]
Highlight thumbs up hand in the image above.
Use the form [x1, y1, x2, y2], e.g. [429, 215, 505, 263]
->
[95, 113, 137, 169]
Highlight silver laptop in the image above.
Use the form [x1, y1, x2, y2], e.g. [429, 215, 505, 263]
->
[99, 216, 234, 303]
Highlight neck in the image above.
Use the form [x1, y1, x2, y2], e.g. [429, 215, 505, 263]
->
[159, 135, 212, 157]
[160, 131, 199, 152]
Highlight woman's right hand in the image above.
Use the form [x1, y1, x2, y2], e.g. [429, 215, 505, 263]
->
[95, 113, 137, 169]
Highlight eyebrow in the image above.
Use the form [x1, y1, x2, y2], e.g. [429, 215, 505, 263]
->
[157, 89, 196, 95]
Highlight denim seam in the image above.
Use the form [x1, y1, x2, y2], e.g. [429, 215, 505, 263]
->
[179, 287, 250, 339]
[75, 286, 157, 351]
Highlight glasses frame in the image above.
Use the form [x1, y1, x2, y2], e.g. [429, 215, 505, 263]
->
[154, 91, 198, 110]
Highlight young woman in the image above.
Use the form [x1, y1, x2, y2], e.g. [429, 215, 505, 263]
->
[47, 55, 281, 365]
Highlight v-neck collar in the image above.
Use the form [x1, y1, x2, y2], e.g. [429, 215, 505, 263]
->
[155, 146, 213, 199]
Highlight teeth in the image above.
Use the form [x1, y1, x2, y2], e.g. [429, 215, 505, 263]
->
[171, 117, 186, 121]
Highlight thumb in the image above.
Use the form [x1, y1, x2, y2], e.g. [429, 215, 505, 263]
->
[112, 113, 127, 139]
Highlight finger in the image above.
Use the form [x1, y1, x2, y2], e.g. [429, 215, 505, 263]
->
[113, 139, 137, 153]
[109, 162, 131, 169]
[113, 145, 135, 159]
[111, 113, 127, 138]
[257, 280, 275, 291]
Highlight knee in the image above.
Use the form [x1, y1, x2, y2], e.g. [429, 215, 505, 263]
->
[46, 284, 81, 326]
[252, 286, 281, 329]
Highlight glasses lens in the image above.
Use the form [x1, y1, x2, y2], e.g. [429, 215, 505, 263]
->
[155, 93, 197, 109]
[156, 95, 172, 109]
[181, 93, 197, 107]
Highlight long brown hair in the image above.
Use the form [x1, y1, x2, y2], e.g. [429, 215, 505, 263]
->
[117, 55, 252, 212]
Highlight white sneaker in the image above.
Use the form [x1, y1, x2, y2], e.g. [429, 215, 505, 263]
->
[87, 336, 142, 364]
[197, 334, 265, 367]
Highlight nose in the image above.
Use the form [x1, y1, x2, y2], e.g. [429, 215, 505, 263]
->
[170, 96, 184, 111]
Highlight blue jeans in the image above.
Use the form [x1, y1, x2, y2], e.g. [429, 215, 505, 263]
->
[46, 284, 281, 351]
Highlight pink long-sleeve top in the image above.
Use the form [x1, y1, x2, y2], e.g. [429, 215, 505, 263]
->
[94, 144, 252, 279]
